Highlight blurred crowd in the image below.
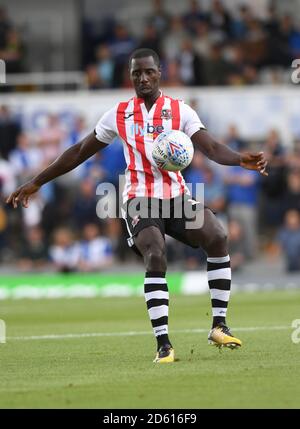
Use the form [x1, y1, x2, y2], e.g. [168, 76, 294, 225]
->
[84, 0, 300, 88]
[1, 0, 300, 87]
[1, 104, 300, 273]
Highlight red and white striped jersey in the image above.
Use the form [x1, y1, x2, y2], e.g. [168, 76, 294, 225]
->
[94, 92, 205, 202]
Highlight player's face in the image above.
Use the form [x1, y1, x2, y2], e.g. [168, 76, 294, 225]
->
[130, 56, 161, 98]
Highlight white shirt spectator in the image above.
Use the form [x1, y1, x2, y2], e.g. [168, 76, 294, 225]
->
[79, 237, 114, 271]
[9, 146, 42, 177]
[49, 243, 81, 271]
[0, 158, 17, 197]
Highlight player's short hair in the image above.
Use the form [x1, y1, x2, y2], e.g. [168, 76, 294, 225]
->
[129, 48, 160, 68]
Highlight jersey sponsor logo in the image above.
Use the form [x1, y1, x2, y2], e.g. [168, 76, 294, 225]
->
[161, 109, 172, 120]
[130, 123, 164, 137]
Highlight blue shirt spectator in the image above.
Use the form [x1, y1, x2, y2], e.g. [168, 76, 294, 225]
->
[225, 167, 260, 206]
[79, 223, 114, 272]
[183, 150, 205, 199]
[277, 210, 300, 272]
[100, 137, 126, 186]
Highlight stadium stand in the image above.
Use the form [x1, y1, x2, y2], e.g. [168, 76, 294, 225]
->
[1, 0, 300, 274]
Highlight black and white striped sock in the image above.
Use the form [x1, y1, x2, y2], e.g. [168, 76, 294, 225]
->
[144, 271, 172, 350]
[207, 255, 231, 328]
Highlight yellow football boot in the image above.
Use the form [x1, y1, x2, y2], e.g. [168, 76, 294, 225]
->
[153, 344, 175, 363]
[208, 323, 242, 349]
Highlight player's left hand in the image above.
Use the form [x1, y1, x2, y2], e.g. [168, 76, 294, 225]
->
[240, 152, 268, 176]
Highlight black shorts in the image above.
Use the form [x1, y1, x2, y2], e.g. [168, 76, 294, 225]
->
[121, 195, 212, 256]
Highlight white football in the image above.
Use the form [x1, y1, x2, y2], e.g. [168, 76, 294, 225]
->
[152, 130, 194, 172]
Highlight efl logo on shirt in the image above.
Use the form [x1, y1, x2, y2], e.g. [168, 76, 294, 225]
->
[130, 123, 164, 137]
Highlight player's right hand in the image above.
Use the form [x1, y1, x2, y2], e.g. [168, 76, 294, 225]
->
[6, 181, 40, 208]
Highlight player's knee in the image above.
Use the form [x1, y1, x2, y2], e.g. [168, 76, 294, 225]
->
[144, 248, 167, 272]
[209, 228, 227, 251]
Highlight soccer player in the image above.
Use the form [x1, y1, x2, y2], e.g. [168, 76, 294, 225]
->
[7, 48, 268, 363]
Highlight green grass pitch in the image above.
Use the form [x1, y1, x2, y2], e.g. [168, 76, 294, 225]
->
[0, 290, 299, 408]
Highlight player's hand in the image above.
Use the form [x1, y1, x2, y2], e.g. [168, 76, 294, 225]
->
[6, 181, 40, 208]
[240, 151, 268, 176]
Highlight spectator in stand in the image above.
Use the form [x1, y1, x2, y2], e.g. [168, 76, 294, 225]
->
[227, 219, 247, 272]
[193, 21, 216, 59]
[64, 115, 88, 149]
[224, 159, 260, 259]
[261, 129, 287, 230]
[208, 0, 232, 41]
[267, 15, 294, 67]
[49, 227, 80, 273]
[106, 217, 128, 261]
[78, 223, 114, 272]
[79, 151, 106, 183]
[184, 150, 205, 198]
[21, 193, 45, 229]
[95, 44, 114, 88]
[9, 132, 42, 182]
[72, 178, 100, 228]
[18, 226, 49, 272]
[37, 114, 66, 164]
[148, 0, 170, 37]
[242, 18, 267, 68]
[109, 24, 136, 88]
[163, 60, 182, 87]
[162, 16, 189, 61]
[0, 105, 21, 160]
[203, 43, 232, 85]
[288, 140, 300, 170]
[183, 0, 208, 35]
[280, 15, 300, 61]
[282, 169, 300, 215]
[41, 184, 73, 239]
[177, 39, 203, 86]
[224, 124, 247, 152]
[97, 137, 126, 187]
[277, 210, 300, 272]
[225, 43, 258, 85]
[86, 64, 103, 90]
[202, 164, 226, 214]
[137, 24, 162, 58]
[0, 153, 17, 197]
[231, 5, 253, 40]
[263, 4, 279, 39]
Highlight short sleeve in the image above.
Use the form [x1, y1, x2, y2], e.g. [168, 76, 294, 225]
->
[94, 105, 118, 144]
[181, 103, 206, 138]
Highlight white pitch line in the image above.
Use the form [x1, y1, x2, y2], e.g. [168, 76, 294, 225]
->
[7, 325, 291, 341]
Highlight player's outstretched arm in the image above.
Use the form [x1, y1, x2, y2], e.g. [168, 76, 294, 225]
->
[6, 132, 107, 208]
[191, 129, 268, 176]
